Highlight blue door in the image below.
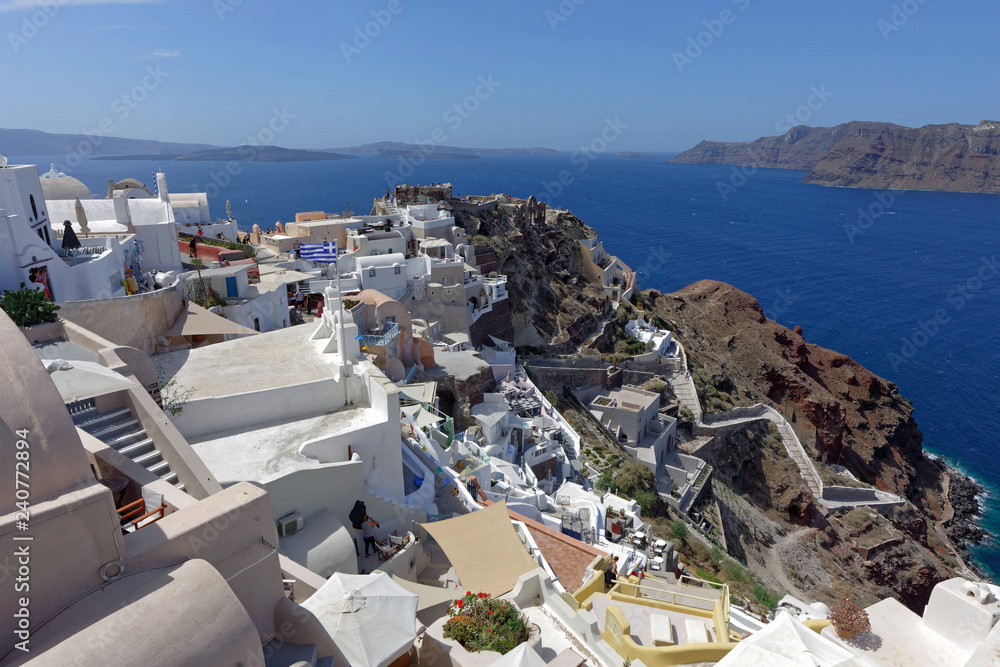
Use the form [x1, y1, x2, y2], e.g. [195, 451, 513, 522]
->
[225, 276, 238, 298]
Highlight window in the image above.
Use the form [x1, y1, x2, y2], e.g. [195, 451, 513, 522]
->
[29, 195, 39, 221]
[368, 269, 376, 278]
[253, 318, 261, 332]
[393, 266, 401, 275]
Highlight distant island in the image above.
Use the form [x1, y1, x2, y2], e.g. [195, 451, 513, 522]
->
[329, 141, 561, 157]
[617, 152, 653, 158]
[0, 127, 213, 157]
[95, 146, 356, 162]
[0, 128, 562, 163]
[673, 120, 1000, 194]
[374, 148, 478, 160]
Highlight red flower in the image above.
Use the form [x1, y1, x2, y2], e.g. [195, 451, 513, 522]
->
[457, 600, 463, 608]
[488, 610, 493, 615]
[466, 591, 471, 595]
[487, 628, 492, 633]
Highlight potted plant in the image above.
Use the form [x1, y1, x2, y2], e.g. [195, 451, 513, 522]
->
[443, 592, 531, 655]
[1, 283, 60, 328]
[830, 599, 871, 639]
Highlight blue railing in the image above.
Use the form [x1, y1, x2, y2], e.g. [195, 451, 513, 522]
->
[360, 322, 400, 348]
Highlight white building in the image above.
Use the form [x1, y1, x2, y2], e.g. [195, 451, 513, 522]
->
[180, 263, 291, 333]
[356, 252, 408, 300]
[625, 315, 676, 356]
[0, 162, 143, 301]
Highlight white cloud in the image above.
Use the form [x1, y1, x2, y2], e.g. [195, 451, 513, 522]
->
[152, 48, 180, 58]
[0, 0, 165, 12]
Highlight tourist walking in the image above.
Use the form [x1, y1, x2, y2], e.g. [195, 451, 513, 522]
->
[361, 515, 380, 557]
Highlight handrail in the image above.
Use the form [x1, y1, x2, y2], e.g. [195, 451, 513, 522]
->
[609, 578, 728, 608]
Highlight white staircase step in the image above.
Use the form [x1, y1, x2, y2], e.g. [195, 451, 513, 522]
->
[78, 407, 132, 430]
[148, 460, 170, 475]
[118, 439, 155, 458]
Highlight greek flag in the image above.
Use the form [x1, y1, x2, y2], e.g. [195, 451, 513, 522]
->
[299, 241, 338, 264]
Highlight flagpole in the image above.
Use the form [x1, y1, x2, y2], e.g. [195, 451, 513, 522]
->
[333, 240, 347, 370]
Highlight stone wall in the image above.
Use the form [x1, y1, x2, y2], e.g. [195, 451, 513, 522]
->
[58, 281, 184, 355]
[469, 298, 515, 348]
[473, 245, 499, 275]
[395, 183, 453, 205]
[526, 365, 609, 393]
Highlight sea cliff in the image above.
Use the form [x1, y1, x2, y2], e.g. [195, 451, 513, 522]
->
[674, 120, 1000, 193]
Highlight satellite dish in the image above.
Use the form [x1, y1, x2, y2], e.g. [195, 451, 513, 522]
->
[0, 154, 7, 168]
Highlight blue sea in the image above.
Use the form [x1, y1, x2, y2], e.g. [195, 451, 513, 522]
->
[17, 153, 1000, 576]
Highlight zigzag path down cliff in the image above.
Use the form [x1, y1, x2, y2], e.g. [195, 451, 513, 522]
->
[642, 280, 984, 610]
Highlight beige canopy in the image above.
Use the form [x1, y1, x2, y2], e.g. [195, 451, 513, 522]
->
[390, 575, 460, 612]
[401, 404, 443, 429]
[420, 501, 539, 598]
[163, 301, 259, 338]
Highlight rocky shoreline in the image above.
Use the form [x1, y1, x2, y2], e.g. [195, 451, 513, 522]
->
[943, 461, 990, 572]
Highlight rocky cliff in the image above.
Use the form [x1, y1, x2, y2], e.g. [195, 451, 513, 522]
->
[674, 120, 1000, 193]
[645, 281, 983, 608]
[446, 196, 612, 352]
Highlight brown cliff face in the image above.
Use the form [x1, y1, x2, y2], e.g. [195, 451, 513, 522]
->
[647, 281, 976, 609]
[648, 280, 934, 498]
[673, 120, 1000, 193]
[449, 197, 611, 351]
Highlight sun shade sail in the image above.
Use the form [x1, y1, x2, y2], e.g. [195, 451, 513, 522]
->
[420, 500, 539, 597]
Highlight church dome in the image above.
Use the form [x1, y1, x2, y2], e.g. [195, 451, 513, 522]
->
[39, 164, 93, 201]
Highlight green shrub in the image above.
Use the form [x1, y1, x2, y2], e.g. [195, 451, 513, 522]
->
[694, 568, 723, 585]
[444, 592, 529, 655]
[596, 472, 614, 492]
[722, 560, 747, 584]
[472, 234, 490, 246]
[670, 520, 689, 544]
[752, 584, 781, 610]
[1, 283, 60, 327]
[709, 545, 725, 570]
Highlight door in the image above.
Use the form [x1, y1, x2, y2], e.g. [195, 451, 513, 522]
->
[225, 276, 238, 298]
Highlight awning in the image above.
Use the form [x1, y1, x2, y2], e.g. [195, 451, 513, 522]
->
[420, 501, 539, 598]
[258, 266, 317, 284]
[444, 332, 470, 346]
[390, 575, 460, 612]
[45, 359, 139, 402]
[163, 301, 259, 338]
[401, 404, 443, 429]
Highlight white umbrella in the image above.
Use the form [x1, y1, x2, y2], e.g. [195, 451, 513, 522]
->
[45, 360, 140, 402]
[302, 572, 419, 667]
[489, 643, 547, 667]
[74, 197, 90, 235]
[715, 613, 865, 667]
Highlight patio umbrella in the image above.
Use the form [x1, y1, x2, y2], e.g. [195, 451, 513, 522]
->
[74, 198, 90, 235]
[490, 644, 547, 667]
[302, 572, 418, 667]
[44, 360, 140, 403]
[61, 220, 81, 249]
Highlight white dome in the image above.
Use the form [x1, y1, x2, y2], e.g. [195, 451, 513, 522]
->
[39, 164, 93, 201]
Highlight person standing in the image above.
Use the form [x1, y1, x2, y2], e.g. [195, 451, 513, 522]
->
[361, 515, 379, 557]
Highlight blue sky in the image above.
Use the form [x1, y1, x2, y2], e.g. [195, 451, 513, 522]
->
[0, 0, 995, 151]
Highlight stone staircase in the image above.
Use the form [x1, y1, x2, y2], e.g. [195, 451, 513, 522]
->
[772, 418, 822, 497]
[72, 404, 185, 492]
[262, 641, 335, 667]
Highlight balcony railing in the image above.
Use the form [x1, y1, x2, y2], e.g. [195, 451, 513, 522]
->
[360, 321, 400, 348]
